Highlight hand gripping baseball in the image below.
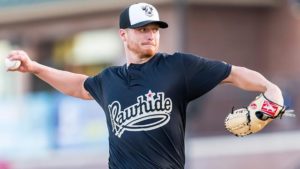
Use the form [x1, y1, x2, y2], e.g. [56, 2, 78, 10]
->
[6, 50, 35, 73]
[225, 94, 295, 137]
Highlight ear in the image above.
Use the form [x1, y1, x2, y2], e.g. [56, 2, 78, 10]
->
[119, 29, 127, 41]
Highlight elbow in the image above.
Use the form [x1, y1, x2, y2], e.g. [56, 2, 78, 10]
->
[72, 91, 93, 100]
[61, 90, 91, 100]
[61, 90, 79, 98]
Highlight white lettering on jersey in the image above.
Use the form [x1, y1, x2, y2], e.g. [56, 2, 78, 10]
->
[108, 90, 172, 138]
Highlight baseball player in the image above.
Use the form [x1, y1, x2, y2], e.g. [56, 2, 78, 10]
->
[6, 2, 292, 169]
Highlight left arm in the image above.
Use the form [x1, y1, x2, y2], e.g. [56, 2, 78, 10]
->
[222, 65, 283, 104]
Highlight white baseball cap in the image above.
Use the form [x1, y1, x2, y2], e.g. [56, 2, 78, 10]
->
[119, 3, 168, 29]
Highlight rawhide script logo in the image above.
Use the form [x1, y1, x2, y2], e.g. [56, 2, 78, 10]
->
[108, 90, 172, 138]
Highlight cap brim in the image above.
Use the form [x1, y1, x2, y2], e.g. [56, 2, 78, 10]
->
[129, 20, 168, 29]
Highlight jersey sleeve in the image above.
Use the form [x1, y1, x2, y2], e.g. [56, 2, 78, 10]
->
[83, 73, 104, 107]
[180, 53, 232, 101]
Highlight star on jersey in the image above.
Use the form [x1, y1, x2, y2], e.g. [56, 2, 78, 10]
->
[146, 90, 155, 101]
[108, 90, 173, 138]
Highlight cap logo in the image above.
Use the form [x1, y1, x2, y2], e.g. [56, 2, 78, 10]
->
[142, 5, 154, 17]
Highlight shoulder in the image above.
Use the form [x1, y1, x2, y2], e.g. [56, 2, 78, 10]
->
[160, 52, 207, 61]
[85, 65, 124, 88]
[153, 52, 182, 68]
[156, 52, 205, 63]
[85, 65, 123, 83]
[101, 65, 124, 76]
[157, 52, 197, 58]
[169, 52, 210, 68]
[153, 52, 212, 71]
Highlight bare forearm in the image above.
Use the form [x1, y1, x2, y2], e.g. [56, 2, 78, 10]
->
[7, 50, 92, 100]
[227, 67, 266, 91]
[224, 66, 283, 104]
[32, 61, 91, 99]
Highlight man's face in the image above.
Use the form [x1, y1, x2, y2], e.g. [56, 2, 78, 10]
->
[120, 24, 160, 58]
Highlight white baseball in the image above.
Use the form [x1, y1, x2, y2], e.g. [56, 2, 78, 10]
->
[5, 58, 21, 70]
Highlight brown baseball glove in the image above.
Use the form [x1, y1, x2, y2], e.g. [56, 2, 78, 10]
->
[225, 94, 295, 137]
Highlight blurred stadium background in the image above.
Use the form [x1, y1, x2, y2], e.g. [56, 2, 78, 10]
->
[0, 0, 300, 169]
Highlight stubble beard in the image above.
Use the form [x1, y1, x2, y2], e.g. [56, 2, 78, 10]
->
[127, 42, 157, 59]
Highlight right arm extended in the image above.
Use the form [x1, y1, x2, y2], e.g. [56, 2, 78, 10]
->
[7, 50, 93, 100]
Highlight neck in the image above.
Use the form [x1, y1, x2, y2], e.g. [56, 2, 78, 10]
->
[125, 49, 155, 66]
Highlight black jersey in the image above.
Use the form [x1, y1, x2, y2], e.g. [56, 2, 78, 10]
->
[84, 52, 231, 169]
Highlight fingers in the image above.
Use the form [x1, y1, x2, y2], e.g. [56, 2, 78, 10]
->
[5, 50, 33, 73]
[7, 50, 28, 61]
